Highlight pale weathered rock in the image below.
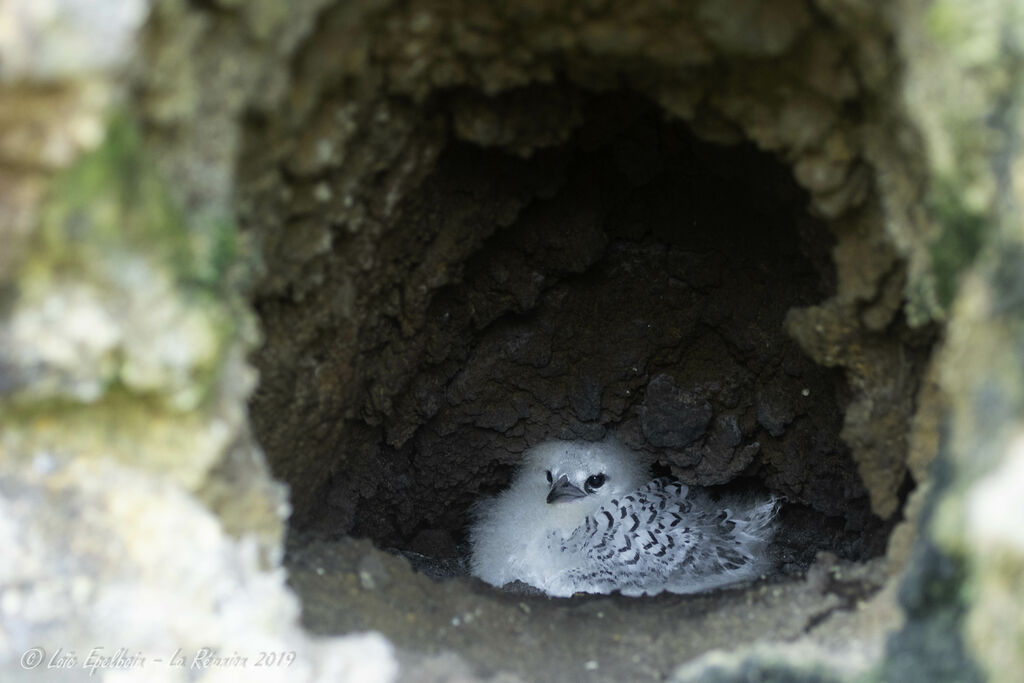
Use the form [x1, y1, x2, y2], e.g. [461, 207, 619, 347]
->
[0, 458, 398, 683]
[0, 2, 403, 681]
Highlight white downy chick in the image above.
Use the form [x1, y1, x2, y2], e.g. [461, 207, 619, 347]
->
[469, 437, 778, 597]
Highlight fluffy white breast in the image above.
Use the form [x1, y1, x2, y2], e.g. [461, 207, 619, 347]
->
[468, 436, 778, 597]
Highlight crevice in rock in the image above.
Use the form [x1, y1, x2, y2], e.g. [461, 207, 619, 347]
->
[245, 86, 920, 567]
[239, 39, 934, 680]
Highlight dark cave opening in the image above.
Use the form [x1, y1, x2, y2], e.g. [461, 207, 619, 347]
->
[259, 91, 898, 574]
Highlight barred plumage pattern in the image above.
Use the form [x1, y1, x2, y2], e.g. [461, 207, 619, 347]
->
[469, 438, 779, 597]
[546, 478, 778, 597]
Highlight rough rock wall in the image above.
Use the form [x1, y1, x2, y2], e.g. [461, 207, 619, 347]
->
[0, 2, 398, 681]
[322, 113, 885, 555]
[887, 2, 1024, 681]
[0, 0, 1021, 682]
[241, 0, 934, 542]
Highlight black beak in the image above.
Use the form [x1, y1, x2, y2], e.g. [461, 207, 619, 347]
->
[547, 475, 587, 504]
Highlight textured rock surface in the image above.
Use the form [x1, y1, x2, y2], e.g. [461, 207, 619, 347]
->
[240, 0, 931, 548]
[0, 2, 399, 681]
[0, 458, 397, 682]
[2, 0, 1022, 681]
[878, 2, 1024, 681]
[288, 536, 891, 682]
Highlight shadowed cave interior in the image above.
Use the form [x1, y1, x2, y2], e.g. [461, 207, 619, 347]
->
[249, 90, 913, 581]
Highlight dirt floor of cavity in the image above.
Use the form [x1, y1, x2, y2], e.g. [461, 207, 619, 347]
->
[286, 535, 895, 682]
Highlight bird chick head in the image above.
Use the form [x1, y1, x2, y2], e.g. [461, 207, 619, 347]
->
[516, 438, 649, 529]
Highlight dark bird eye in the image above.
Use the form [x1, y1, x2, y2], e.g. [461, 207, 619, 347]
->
[545, 470, 553, 483]
[585, 474, 607, 492]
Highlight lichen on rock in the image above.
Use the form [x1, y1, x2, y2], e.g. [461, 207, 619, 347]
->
[0, 114, 245, 491]
[0, 3, 401, 680]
